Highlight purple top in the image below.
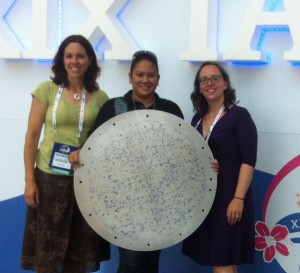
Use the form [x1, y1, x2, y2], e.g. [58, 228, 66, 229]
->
[182, 105, 258, 266]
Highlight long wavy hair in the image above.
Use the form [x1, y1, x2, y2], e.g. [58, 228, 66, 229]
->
[191, 61, 236, 118]
[51, 34, 100, 92]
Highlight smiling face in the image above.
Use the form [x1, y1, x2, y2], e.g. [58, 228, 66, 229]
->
[129, 59, 160, 103]
[63, 42, 91, 82]
[198, 64, 227, 104]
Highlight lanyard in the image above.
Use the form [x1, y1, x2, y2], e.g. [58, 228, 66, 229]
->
[52, 86, 87, 138]
[195, 105, 224, 142]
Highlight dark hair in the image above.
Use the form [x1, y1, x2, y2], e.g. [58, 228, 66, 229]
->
[130, 50, 159, 74]
[191, 61, 236, 117]
[51, 34, 100, 92]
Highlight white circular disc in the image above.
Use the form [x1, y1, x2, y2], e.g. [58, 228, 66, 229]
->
[74, 110, 217, 251]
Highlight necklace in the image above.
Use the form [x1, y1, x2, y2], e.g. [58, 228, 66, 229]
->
[132, 96, 155, 110]
[69, 86, 83, 101]
[73, 93, 81, 101]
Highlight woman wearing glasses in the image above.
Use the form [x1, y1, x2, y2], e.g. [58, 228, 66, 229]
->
[69, 50, 184, 273]
[182, 61, 257, 273]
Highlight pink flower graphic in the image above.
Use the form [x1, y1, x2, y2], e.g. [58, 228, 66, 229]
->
[255, 221, 290, 262]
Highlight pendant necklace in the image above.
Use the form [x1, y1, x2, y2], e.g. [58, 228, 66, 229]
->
[73, 93, 81, 101]
[72, 86, 83, 101]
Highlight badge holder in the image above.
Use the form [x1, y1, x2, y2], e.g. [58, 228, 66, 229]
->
[49, 142, 78, 175]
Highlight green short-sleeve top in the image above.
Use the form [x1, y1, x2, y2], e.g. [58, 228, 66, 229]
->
[32, 81, 109, 175]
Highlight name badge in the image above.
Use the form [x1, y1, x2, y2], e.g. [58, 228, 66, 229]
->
[49, 143, 78, 175]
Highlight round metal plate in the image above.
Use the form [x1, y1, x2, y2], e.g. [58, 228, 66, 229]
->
[74, 110, 217, 251]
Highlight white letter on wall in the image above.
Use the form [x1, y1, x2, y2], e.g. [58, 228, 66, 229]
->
[79, 0, 138, 60]
[223, 0, 300, 62]
[0, 0, 20, 58]
[180, 0, 218, 61]
[280, 0, 300, 62]
[22, 0, 54, 59]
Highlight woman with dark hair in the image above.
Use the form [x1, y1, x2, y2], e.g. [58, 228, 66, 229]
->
[182, 61, 257, 273]
[21, 34, 110, 272]
[69, 50, 184, 273]
[51, 35, 101, 92]
[190, 61, 236, 118]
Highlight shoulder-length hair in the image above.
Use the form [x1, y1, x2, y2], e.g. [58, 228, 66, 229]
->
[51, 34, 100, 92]
[191, 61, 236, 118]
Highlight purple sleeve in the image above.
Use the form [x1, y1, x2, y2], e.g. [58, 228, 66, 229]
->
[236, 108, 258, 167]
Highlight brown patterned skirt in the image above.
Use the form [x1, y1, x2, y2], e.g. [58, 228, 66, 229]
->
[21, 168, 110, 273]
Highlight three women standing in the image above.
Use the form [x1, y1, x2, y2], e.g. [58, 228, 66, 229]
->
[21, 36, 257, 273]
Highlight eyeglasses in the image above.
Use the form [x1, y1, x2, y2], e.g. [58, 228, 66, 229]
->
[199, 75, 222, 85]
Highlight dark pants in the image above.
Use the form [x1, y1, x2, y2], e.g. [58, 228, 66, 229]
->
[117, 247, 161, 273]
